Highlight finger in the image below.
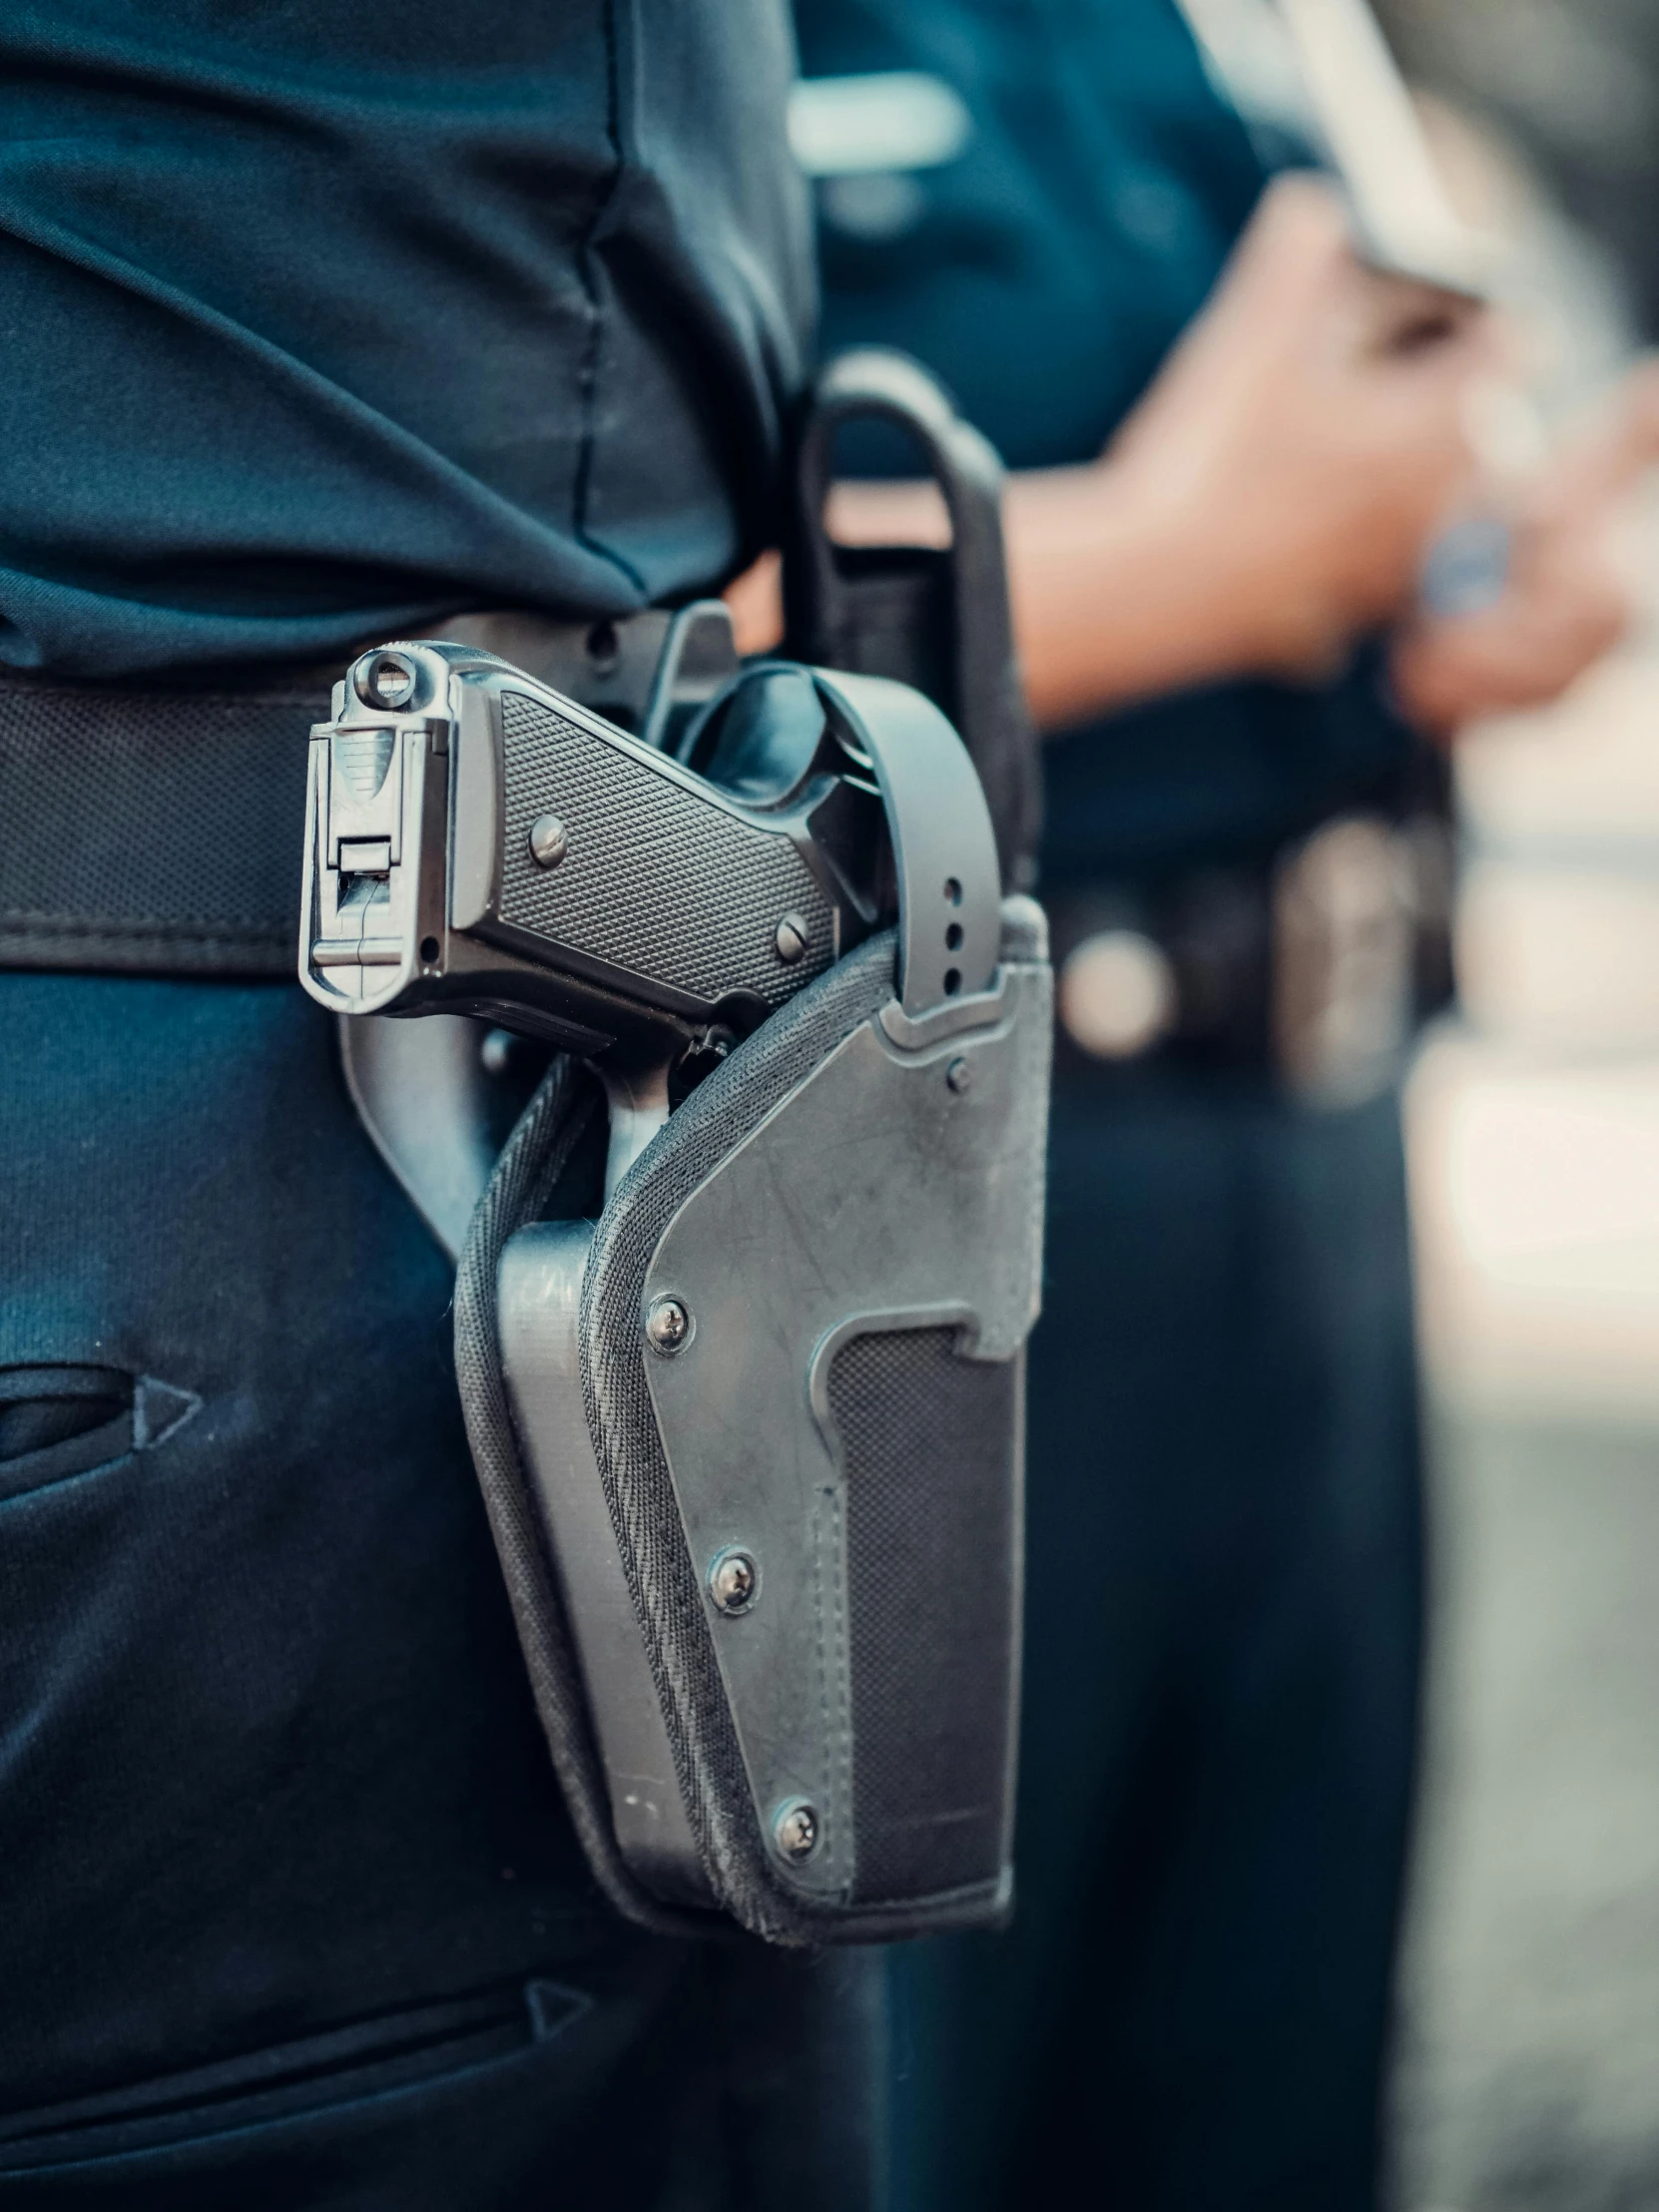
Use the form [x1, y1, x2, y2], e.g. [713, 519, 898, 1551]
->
[1352, 341, 1491, 493]
[1358, 305, 1504, 476]
[1393, 578, 1630, 731]
[1121, 179, 1355, 432]
[1535, 358, 1659, 522]
[1358, 269, 1487, 361]
[1236, 172, 1355, 286]
[1200, 172, 1358, 346]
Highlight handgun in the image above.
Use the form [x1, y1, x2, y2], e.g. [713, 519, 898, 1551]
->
[298, 638, 1000, 1177]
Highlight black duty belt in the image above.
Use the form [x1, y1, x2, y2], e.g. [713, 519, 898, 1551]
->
[0, 609, 712, 980]
[1044, 809, 1455, 1107]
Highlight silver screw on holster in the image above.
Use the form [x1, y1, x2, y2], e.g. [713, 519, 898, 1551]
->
[708, 1548, 759, 1616]
[773, 1800, 821, 1865]
[645, 1296, 691, 1356]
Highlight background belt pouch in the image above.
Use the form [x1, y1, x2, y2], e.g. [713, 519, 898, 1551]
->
[457, 902, 1051, 1944]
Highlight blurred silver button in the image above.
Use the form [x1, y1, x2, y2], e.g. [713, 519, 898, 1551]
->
[1059, 930, 1178, 1061]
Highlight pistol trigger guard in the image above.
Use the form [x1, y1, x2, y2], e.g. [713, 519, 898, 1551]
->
[337, 1013, 500, 1263]
[598, 1056, 674, 1198]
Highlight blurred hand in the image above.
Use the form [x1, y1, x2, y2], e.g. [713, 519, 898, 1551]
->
[1389, 363, 1659, 737]
[1103, 171, 1495, 684]
[729, 172, 1506, 729]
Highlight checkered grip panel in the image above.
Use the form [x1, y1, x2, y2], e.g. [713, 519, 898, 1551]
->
[494, 689, 837, 1011]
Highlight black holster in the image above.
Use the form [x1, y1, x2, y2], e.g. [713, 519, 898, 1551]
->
[442, 353, 1051, 1941]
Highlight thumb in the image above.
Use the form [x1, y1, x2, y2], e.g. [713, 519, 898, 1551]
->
[1203, 172, 1357, 344]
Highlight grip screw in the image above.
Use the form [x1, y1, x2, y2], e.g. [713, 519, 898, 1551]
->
[946, 1057, 972, 1095]
[773, 1800, 821, 1865]
[774, 912, 810, 964]
[528, 814, 569, 869]
[708, 1548, 759, 1616]
[645, 1295, 691, 1356]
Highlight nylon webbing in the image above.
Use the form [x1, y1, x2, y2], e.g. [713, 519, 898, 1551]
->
[0, 673, 328, 978]
[0, 612, 676, 980]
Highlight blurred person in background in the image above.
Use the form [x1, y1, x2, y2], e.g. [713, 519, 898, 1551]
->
[741, 2, 1659, 2207]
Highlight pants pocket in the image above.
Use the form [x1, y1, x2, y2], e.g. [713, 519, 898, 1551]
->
[0, 1979, 596, 2205]
[0, 1367, 199, 1502]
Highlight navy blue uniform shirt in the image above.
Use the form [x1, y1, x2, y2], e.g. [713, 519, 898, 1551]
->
[0, 1, 813, 678]
[795, 0, 1419, 881]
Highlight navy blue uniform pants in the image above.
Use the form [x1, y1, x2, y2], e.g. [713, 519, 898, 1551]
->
[0, 972, 882, 2207]
[887, 1062, 1423, 2212]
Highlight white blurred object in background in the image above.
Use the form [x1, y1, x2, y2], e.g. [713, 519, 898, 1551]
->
[1411, 574, 1659, 1421]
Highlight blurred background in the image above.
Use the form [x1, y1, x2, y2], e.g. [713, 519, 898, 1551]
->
[1363, 3, 1659, 2205]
